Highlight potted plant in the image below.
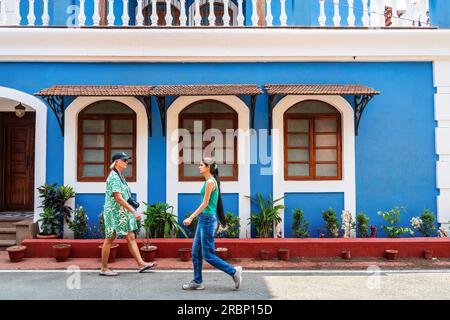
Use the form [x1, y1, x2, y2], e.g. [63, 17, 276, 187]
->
[278, 248, 290, 261]
[356, 212, 370, 238]
[216, 212, 240, 239]
[68, 206, 89, 239]
[140, 208, 158, 262]
[385, 249, 399, 260]
[36, 207, 61, 239]
[259, 249, 271, 260]
[292, 209, 309, 238]
[410, 209, 437, 237]
[370, 225, 377, 238]
[248, 193, 285, 238]
[179, 248, 192, 261]
[142, 202, 188, 238]
[52, 244, 71, 262]
[322, 208, 340, 238]
[341, 250, 351, 260]
[378, 207, 414, 238]
[423, 250, 433, 260]
[6, 245, 27, 263]
[341, 210, 355, 238]
[215, 247, 228, 260]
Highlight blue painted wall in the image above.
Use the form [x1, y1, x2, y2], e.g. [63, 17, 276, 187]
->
[430, 0, 450, 29]
[0, 61, 436, 236]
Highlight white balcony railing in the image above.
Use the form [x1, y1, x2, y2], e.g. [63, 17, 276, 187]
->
[0, 0, 430, 28]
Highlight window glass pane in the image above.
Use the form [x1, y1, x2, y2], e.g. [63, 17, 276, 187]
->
[211, 148, 234, 164]
[287, 134, 309, 147]
[182, 101, 233, 114]
[111, 120, 133, 133]
[288, 149, 309, 162]
[210, 119, 234, 132]
[217, 164, 234, 177]
[288, 164, 310, 177]
[111, 135, 133, 148]
[82, 164, 104, 177]
[316, 149, 337, 162]
[315, 134, 337, 147]
[84, 101, 133, 114]
[315, 119, 337, 133]
[182, 119, 205, 133]
[83, 135, 104, 148]
[287, 119, 309, 132]
[184, 164, 200, 177]
[286, 101, 339, 114]
[316, 164, 338, 177]
[83, 150, 104, 162]
[182, 149, 203, 164]
[82, 120, 104, 133]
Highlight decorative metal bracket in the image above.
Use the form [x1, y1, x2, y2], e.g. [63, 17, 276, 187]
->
[353, 94, 374, 136]
[136, 96, 152, 136]
[156, 96, 167, 136]
[41, 95, 66, 136]
[267, 94, 285, 135]
[236, 95, 258, 129]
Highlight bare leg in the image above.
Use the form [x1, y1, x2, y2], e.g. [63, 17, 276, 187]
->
[101, 232, 116, 272]
[125, 232, 146, 268]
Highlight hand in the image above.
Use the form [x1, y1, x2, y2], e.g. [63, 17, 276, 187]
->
[133, 212, 142, 221]
[183, 217, 192, 226]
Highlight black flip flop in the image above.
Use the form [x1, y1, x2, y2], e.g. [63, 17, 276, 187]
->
[139, 262, 157, 273]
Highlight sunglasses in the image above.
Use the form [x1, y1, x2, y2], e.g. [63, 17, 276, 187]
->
[120, 158, 129, 163]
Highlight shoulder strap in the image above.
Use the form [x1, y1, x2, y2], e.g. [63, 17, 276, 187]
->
[113, 169, 131, 197]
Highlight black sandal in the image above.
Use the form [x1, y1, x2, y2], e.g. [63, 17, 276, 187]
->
[139, 262, 157, 273]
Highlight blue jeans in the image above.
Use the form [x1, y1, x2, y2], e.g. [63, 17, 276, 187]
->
[192, 214, 236, 284]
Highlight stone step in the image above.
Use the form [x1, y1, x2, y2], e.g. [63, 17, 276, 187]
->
[0, 218, 27, 229]
[0, 240, 16, 251]
[0, 228, 16, 241]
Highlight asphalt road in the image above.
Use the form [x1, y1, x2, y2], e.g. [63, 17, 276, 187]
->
[1, 269, 450, 300]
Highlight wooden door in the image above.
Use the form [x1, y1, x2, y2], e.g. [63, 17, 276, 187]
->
[2, 113, 35, 211]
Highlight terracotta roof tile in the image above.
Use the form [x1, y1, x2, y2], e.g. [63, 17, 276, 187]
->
[264, 84, 380, 96]
[35, 85, 153, 96]
[151, 84, 263, 96]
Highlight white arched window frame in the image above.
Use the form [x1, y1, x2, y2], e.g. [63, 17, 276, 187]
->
[272, 95, 356, 237]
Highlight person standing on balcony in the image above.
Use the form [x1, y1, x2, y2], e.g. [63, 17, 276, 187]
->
[100, 152, 156, 276]
[182, 158, 243, 290]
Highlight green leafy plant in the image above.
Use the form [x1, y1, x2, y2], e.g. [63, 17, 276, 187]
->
[142, 202, 188, 239]
[248, 193, 285, 238]
[217, 212, 241, 238]
[322, 208, 340, 238]
[37, 184, 75, 233]
[356, 212, 370, 238]
[292, 209, 309, 238]
[38, 207, 60, 235]
[184, 212, 198, 238]
[68, 206, 89, 239]
[378, 207, 414, 238]
[411, 209, 436, 237]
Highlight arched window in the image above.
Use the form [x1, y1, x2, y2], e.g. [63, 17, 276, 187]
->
[77, 100, 137, 182]
[142, 1, 181, 26]
[284, 100, 341, 181]
[179, 100, 238, 181]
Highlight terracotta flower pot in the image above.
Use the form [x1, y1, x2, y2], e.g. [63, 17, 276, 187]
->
[423, 250, 433, 260]
[140, 245, 158, 262]
[52, 244, 71, 262]
[385, 249, 398, 260]
[341, 250, 351, 260]
[6, 245, 27, 263]
[215, 247, 228, 260]
[370, 226, 377, 238]
[179, 248, 192, 262]
[278, 248, 290, 261]
[99, 243, 119, 263]
[36, 233, 60, 239]
[259, 249, 271, 260]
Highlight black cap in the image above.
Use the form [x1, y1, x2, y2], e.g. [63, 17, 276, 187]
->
[112, 152, 132, 162]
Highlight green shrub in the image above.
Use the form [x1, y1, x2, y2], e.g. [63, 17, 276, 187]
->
[142, 202, 187, 238]
[378, 207, 414, 238]
[322, 208, 340, 238]
[217, 212, 241, 238]
[411, 209, 436, 237]
[68, 206, 89, 239]
[292, 209, 309, 238]
[38, 207, 60, 236]
[248, 193, 285, 238]
[356, 212, 370, 238]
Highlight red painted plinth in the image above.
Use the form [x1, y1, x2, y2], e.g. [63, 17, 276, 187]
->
[21, 238, 450, 259]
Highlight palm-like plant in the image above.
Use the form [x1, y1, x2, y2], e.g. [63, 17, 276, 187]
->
[247, 193, 285, 238]
[142, 202, 188, 241]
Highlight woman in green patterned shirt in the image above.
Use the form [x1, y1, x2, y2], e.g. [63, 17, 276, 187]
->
[100, 152, 156, 276]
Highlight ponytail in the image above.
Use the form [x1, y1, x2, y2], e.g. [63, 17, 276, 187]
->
[203, 158, 226, 227]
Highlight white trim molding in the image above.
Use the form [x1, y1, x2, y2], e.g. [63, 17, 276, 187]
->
[434, 59, 450, 228]
[64, 96, 148, 206]
[272, 95, 356, 237]
[166, 95, 251, 238]
[0, 86, 47, 221]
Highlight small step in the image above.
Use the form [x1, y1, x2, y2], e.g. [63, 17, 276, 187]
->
[0, 240, 16, 251]
[0, 218, 26, 229]
[0, 228, 16, 241]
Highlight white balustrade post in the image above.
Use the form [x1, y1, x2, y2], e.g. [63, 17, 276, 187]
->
[27, 0, 35, 25]
[318, 0, 326, 26]
[223, 0, 230, 26]
[347, 0, 355, 26]
[237, 0, 244, 26]
[14, 0, 20, 25]
[180, 0, 187, 26]
[107, 0, 115, 25]
[418, 0, 429, 26]
[194, 0, 201, 26]
[165, 0, 173, 26]
[93, 0, 101, 25]
[280, 0, 287, 26]
[136, 0, 144, 26]
[78, 0, 86, 26]
[122, 0, 129, 25]
[361, 0, 369, 26]
[251, 0, 258, 26]
[150, 0, 158, 26]
[42, 0, 49, 25]
[265, 0, 273, 26]
[208, 0, 215, 26]
[0, 0, 7, 25]
[333, 0, 341, 26]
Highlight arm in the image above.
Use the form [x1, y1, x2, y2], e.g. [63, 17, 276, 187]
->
[113, 192, 141, 221]
[183, 181, 215, 226]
